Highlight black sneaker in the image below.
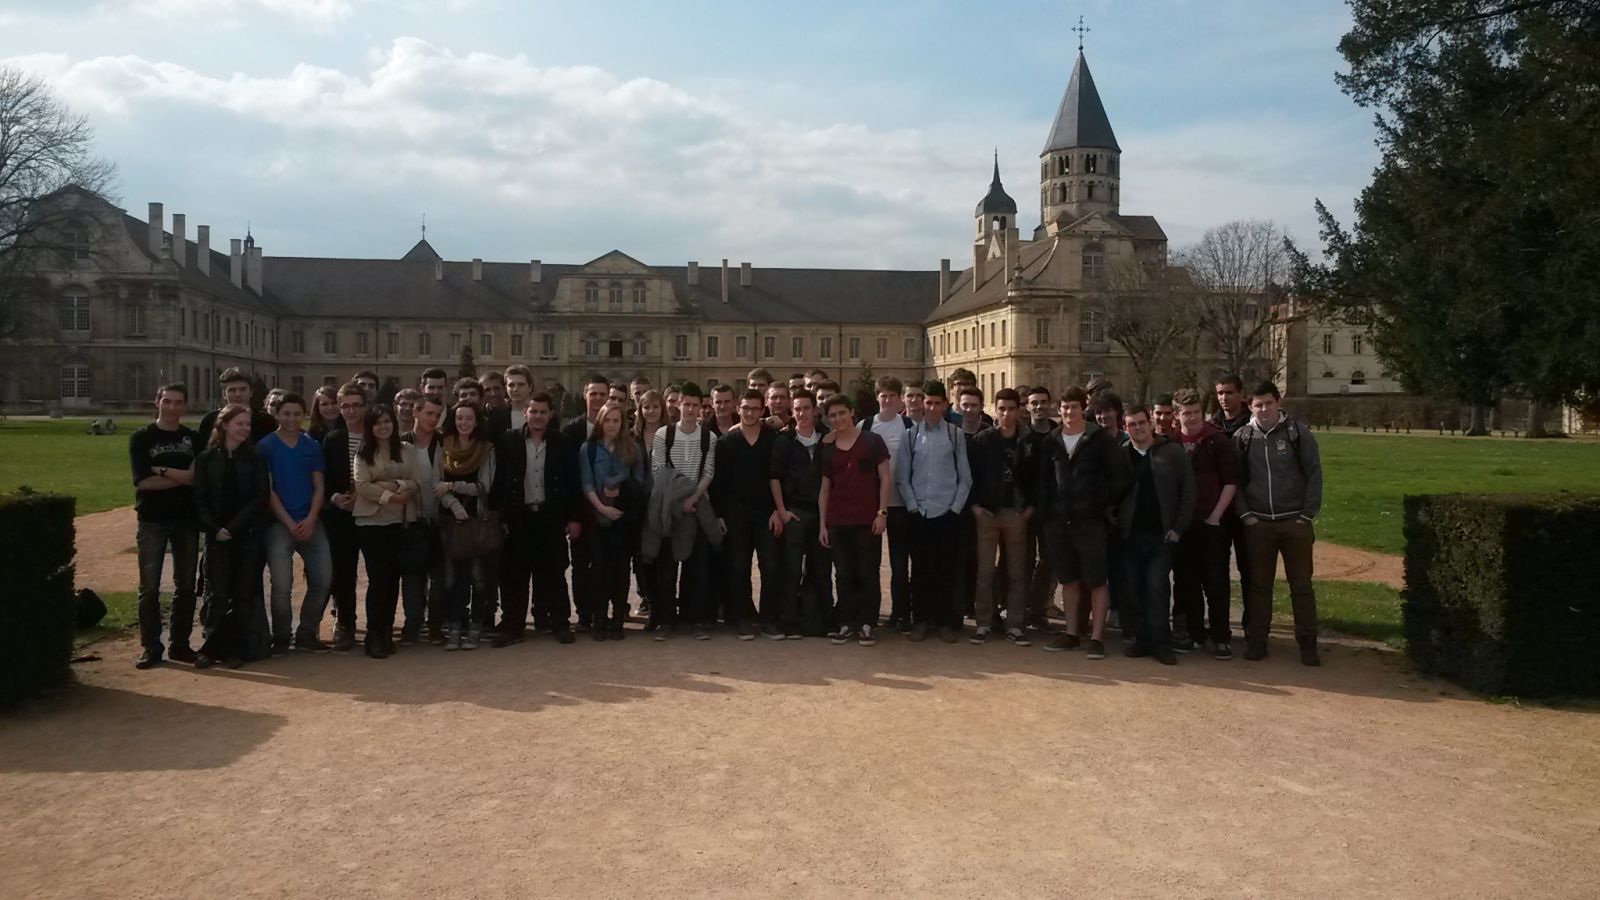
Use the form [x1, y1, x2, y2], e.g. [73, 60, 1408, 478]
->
[1005, 627, 1031, 647]
[1171, 636, 1196, 654]
[556, 629, 577, 645]
[763, 625, 786, 641]
[1244, 640, 1268, 661]
[908, 623, 930, 643]
[296, 636, 332, 653]
[1044, 633, 1081, 653]
[194, 653, 215, 670]
[1214, 642, 1234, 661]
[1124, 642, 1150, 659]
[134, 649, 162, 670]
[938, 626, 961, 644]
[591, 628, 607, 642]
[1299, 637, 1322, 667]
[1085, 639, 1106, 660]
[490, 632, 525, 648]
[1157, 650, 1178, 666]
[829, 626, 853, 645]
[969, 626, 990, 645]
[269, 638, 290, 658]
[168, 645, 198, 664]
[858, 625, 877, 647]
[331, 626, 355, 653]
[894, 618, 912, 635]
[737, 622, 757, 642]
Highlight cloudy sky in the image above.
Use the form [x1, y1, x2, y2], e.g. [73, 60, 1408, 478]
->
[1, 0, 1377, 270]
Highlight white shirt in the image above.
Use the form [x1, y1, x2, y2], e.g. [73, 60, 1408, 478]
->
[523, 435, 547, 506]
[651, 423, 715, 480]
[1061, 430, 1084, 457]
[871, 414, 909, 507]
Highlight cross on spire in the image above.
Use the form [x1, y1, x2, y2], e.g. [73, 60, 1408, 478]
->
[1072, 15, 1090, 53]
[421, 212, 427, 240]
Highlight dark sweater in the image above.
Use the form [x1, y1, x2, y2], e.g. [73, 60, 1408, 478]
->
[769, 428, 824, 511]
[711, 425, 777, 515]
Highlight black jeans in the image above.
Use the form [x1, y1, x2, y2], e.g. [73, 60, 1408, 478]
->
[722, 505, 780, 627]
[911, 511, 962, 628]
[357, 524, 404, 648]
[503, 508, 572, 635]
[1174, 521, 1232, 644]
[653, 532, 711, 628]
[136, 518, 199, 653]
[323, 509, 360, 631]
[829, 523, 881, 629]
[779, 506, 831, 634]
[588, 514, 636, 630]
[198, 531, 259, 661]
[1122, 531, 1176, 651]
[886, 507, 913, 624]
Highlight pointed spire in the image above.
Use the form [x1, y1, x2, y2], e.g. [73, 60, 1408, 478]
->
[1043, 52, 1120, 154]
[976, 151, 1018, 217]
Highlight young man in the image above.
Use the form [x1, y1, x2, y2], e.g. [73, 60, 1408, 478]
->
[768, 388, 831, 638]
[1173, 387, 1239, 659]
[664, 384, 683, 424]
[813, 380, 840, 408]
[629, 375, 653, 408]
[1233, 382, 1324, 665]
[710, 384, 737, 435]
[1117, 405, 1196, 665]
[868, 376, 915, 632]
[712, 389, 781, 639]
[1024, 385, 1062, 629]
[479, 371, 511, 439]
[746, 368, 774, 396]
[1091, 390, 1131, 634]
[454, 377, 483, 406]
[256, 392, 334, 653]
[955, 385, 989, 620]
[1040, 386, 1132, 660]
[492, 392, 582, 645]
[129, 383, 202, 668]
[804, 369, 829, 391]
[420, 367, 450, 405]
[648, 382, 718, 638]
[196, 368, 275, 445]
[504, 365, 534, 433]
[1151, 394, 1179, 439]
[969, 388, 1036, 645]
[393, 388, 421, 436]
[895, 381, 973, 643]
[1211, 374, 1251, 436]
[903, 381, 927, 425]
[353, 370, 380, 401]
[319, 382, 367, 651]
[787, 373, 806, 394]
[817, 395, 892, 646]
[265, 388, 286, 417]
[1092, 391, 1126, 440]
[562, 373, 610, 630]
[400, 394, 447, 644]
[945, 368, 986, 425]
[763, 383, 793, 430]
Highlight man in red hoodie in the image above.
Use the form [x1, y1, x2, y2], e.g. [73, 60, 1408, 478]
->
[1173, 387, 1239, 659]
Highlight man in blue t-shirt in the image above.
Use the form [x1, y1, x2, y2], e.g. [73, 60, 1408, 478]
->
[256, 392, 334, 653]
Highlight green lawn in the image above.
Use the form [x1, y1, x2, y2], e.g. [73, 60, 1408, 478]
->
[1271, 580, 1403, 649]
[78, 591, 137, 649]
[0, 417, 184, 515]
[1313, 431, 1600, 553]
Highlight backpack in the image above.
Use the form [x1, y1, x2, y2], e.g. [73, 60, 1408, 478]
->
[663, 425, 712, 481]
[1237, 418, 1305, 485]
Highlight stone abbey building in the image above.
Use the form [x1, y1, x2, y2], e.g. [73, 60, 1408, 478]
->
[5, 52, 1232, 412]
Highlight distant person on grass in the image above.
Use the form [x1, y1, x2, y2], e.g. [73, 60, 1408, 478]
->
[256, 392, 334, 653]
[1233, 381, 1324, 666]
[130, 383, 201, 670]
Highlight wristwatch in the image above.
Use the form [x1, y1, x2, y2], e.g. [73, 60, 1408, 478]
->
[876, 508, 888, 517]
[157, 466, 168, 476]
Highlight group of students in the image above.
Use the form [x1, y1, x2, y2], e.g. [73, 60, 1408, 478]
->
[129, 362, 1324, 671]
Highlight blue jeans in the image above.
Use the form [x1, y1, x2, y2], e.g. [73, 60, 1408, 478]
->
[444, 551, 497, 631]
[136, 518, 199, 653]
[1122, 531, 1176, 651]
[264, 519, 333, 643]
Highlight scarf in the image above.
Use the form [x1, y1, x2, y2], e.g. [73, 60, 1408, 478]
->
[441, 435, 491, 478]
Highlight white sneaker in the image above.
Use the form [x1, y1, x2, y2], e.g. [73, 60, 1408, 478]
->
[858, 625, 877, 647]
[829, 626, 852, 645]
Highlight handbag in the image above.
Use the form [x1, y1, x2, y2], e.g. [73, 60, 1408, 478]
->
[444, 509, 505, 559]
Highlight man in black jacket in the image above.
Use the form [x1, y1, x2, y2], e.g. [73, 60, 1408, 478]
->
[320, 382, 367, 652]
[196, 367, 275, 446]
[969, 388, 1036, 645]
[713, 389, 781, 639]
[767, 388, 829, 637]
[491, 392, 582, 645]
[561, 374, 611, 630]
[1024, 385, 1061, 629]
[1039, 386, 1133, 660]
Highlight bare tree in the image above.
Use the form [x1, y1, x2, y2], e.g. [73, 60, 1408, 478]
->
[1174, 219, 1291, 384]
[1103, 259, 1193, 404]
[0, 66, 117, 343]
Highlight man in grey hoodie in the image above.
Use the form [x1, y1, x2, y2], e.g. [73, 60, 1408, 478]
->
[1232, 381, 1324, 665]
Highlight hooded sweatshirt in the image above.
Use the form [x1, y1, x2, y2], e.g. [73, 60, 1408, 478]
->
[1231, 415, 1322, 522]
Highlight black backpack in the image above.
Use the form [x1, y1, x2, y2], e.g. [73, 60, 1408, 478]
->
[663, 425, 713, 480]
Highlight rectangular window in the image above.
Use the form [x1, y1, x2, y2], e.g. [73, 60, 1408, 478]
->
[1001, 320, 1007, 346]
[541, 333, 556, 358]
[418, 332, 432, 356]
[387, 331, 399, 356]
[324, 331, 338, 354]
[736, 335, 749, 358]
[792, 336, 804, 359]
[820, 336, 832, 360]
[848, 337, 861, 360]
[124, 304, 145, 335]
[1352, 335, 1364, 355]
[61, 364, 90, 398]
[876, 337, 888, 360]
[1321, 333, 1334, 355]
[355, 332, 369, 355]
[989, 322, 996, 347]
[707, 335, 720, 359]
[449, 333, 462, 355]
[291, 331, 304, 353]
[480, 333, 493, 358]
[291, 375, 305, 397]
[192, 310, 199, 338]
[1035, 318, 1051, 347]
[904, 337, 915, 360]
[761, 336, 774, 359]
[674, 334, 689, 359]
[178, 307, 185, 337]
[510, 333, 524, 357]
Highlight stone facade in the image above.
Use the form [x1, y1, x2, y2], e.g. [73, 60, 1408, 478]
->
[1273, 297, 1405, 397]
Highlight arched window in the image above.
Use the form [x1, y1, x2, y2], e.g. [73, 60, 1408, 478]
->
[1086, 183, 1096, 201]
[1351, 370, 1367, 385]
[632, 281, 647, 309]
[58, 288, 90, 333]
[584, 282, 599, 310]
[632, 333, 647, 357]
[582, 333, 599, 356]
[608, 281, 623, 311]
[60, 361, 90, 399]
[1081, 244, 1105, 282]
[1321, 369, 1336, 379]
[1079, 309, 1106, 346]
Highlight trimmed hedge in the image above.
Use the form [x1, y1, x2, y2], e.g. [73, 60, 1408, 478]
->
[1404, 493, 1600, 697]
[0, 490, 77, 709]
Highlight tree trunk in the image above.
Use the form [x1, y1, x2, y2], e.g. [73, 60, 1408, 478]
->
[1467, 404, 1489, 435]
[1526, 399, 1548, 438]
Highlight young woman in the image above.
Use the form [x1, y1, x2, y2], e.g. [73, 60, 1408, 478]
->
[353, 405, 420, 659]
[434, 400, 498, 651]
[581, 400, 647, 640]
[631, 389, 666, 622]
[308, 385, 342, 442]
[192, 405, 271, 669]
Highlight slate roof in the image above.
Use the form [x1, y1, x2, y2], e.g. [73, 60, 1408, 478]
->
[1042, 52, 1120, 153]
[114, 209, 286, 315]
[400, 239, 441, 262]
[975, 155, 1018, 217]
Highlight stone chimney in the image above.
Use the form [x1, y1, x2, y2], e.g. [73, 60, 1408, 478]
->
[939, 258, 950, 304]
[529, 259, 541, 283]
[720, 259, 729, 304]
[171, 214, 186, 268]
[1004, 227, 1021, 282]
[971, 243, 986, 292]
[147, 203, 164, 256]
[471, 258, 483, 281]
[434, 260, 443, 281]
[229, 238, 243, 289]
[740, 262, 752, 288]
[246, 246, 264, 295]
[687, 261, 699, 286]
[196, 225, 211, 276]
